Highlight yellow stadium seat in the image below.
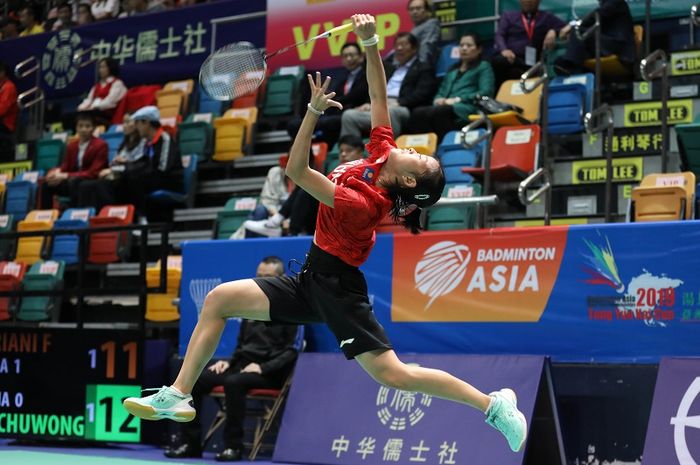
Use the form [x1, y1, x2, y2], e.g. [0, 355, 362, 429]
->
[161, 79, 194, 114]
[16, 209, 59, 265]
[146, 294, 180, 322]
[631, 172, 695, 222]
[396, 133, 438, 156]
[220, 107, 258, 145]
[146, 256, 182, 294]
[145, 256, 182, 322]
[584, 26, 643, 78]
[468, 79, 542, 127]
[213, 120, 246, 162]
[156, 90, 185, 120]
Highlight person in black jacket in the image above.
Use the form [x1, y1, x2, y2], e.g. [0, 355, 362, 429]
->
[287, 41, 369, 147]
[165, 256, 300, 462]
[554, 0, 635, 75]
[340, 32, 436, 138]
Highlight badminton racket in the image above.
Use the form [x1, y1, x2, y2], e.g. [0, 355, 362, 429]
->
[200, 22, 354, 101]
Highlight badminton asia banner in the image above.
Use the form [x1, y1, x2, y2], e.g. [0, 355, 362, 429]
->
[266, 0, 413, 69]
[641, 358, 700, 465]
[180, 221, 700, 362]
[0, 1, 265, 99]
[274, 353, 543, 465]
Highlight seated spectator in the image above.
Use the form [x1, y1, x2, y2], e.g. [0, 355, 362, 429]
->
[91, 0, 120, 21]
[116, 106, 182, 221]
[341, 32, 435, 138]
[122, 0, 166, 16]
[78, 58, 128, 126]
[0, 61, 18, 163]
[1, 16, 21, 39]
[287, 41, 369, 148]
[554, 0, 635, 75]
[76, 113, 146, 212]
[50, 2, 76, 31]
[77, 3, 95, 25]
[41, 113, 108, 209]
[243, 135, 365, 238]
[491, 0, 565, 90]
[18, 4, 45, 36]
[407, 33, 494, 139]
[408, 0, 440, 65]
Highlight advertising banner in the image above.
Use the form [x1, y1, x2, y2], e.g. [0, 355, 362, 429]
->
[181, 222, 700, 362]
[671, 51, 700, 77]
[571, 157, 644, 184]
[642, 358, 700, 465]
[623, 100, 694, 127]
[265, 0, 412, 69]
[273, 353, 543, 465]
[501, 0, 693, 21]
[0, 1, 265, 99]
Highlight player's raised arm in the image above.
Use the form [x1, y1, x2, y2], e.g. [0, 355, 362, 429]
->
[352, 14, 390, 129]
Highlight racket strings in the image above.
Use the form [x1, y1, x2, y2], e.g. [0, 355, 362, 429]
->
[199, 42, 266, 101]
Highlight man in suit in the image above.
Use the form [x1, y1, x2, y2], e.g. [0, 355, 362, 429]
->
[287, 41, 369, 148]
[165, 256, 300, 462]
[554, 0, 635, 75]
[41, 112, 108, 209]
[340, 32, 436, 138]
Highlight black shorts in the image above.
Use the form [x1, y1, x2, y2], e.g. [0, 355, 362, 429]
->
[253, 243, 392, 359]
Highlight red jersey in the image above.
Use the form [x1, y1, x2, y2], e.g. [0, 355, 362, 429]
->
[314, 126, 396, 267]
[0, 78, 18, 132]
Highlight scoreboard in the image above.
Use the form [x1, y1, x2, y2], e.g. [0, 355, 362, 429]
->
[0, 328, 142, 442]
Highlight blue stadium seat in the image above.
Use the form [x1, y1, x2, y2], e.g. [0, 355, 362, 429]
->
[148, 155, 198, 208]
[547, 82, 588, 134]
[5, 172, 42, 222]
[101, 132, 125, 163]
[50, 208, 95, 265]
[198, 86, 225, 116]
[435, 43, 459, 78]
[438, 130, 483, 184]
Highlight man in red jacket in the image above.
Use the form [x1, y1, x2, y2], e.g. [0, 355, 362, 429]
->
[0, 61, 18, 163]
[42, 113, 108, 208]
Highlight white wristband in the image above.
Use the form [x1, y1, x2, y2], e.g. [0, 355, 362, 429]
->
[361, 34, 379, 47]
[307, 103, 324, 116]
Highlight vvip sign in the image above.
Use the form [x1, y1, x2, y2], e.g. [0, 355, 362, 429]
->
[642, 358, 700, 465]
[391, 230, 567, 322]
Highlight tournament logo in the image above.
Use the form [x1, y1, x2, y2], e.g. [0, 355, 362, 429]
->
[376, 364, 432, 430]
[414, 241, 470, 309]
[670, 377, 700, 465]
[42, 30, 82, 90]
[189, 278, 222, 316]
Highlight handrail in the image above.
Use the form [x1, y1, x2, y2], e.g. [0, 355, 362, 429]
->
[14, 56, 39, 79]
[461, 111, 494, 228]
[584, 104, 615, 222]
[640, 49, 669, 173]
[73, 45, 98, 68]
[691, 3, 699, 46]
[518, 168, 552, 226]
[575, 10, 601, 109]
[520, 61, 547, 92]
[17, 86, 44, 110]
[520, 61, 549, 170]
[432, 195, 499, 207]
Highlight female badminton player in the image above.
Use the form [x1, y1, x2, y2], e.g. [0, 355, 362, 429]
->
[124, 13, 527, 452]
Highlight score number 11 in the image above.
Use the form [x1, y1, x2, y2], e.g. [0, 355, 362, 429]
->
[88, 341, 138, 379]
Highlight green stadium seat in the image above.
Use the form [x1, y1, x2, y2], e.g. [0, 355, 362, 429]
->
[262, 75, 298, 117]
[427, 184, 482, 231]
[0, 215, 14, 261]
[178, 113, 214, 161]
[215, 196, 258, 239]
[36, 139, 65, 172]
[18, 260, 65, 322]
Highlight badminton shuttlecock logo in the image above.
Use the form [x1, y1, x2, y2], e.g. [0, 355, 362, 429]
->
[189, 278, 222, 316]
[414, 241, 471, 310]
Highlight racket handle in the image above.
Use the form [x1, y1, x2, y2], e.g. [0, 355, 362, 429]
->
[317, 22, 353, 39]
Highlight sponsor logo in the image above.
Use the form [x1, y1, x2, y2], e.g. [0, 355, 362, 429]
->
[42, 30, 82, 90]
[392, 230, 567, 322]
[572, 157, 643, 184]
[339, 338, 354, 348]
[670, 377, 700, 465]
[376, 364, 432, 430]
[623, 100, 693, 127]
[188, 278, 222, 316]
[671, 50, 700, 76]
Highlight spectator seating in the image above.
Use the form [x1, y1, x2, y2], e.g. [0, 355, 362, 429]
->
[148, 155, 198, 209]
[101, 130, 125, 163]
[15, 209, 59, 265]
[676, 114, 700, 178]
[178, 113, 214, 161]
[232, 71, 264, 109]
[427, 183, 482, 230]
[215, 196, 259, 239]
[550, 73, 594, 114]
[435, 43, 460, 78]
[157, 79, 195, 115]
[262, 66, 305, 117]
[112, 85, 161, 124]
[50, 208, 95, 265]
[0, 173, 11, 210]
[87, 205, 135, 264]
[198, 86, 225, 116]
[156, 90, 185, 122]
[145, 255, 182, 322]
[396, 133, 438, 156]
[583, 25, 643, 78]
[630, 172, 696, 222]
[6, 171, 42, 222]
[213, 108, 258, 161]
[17, 260, 65, 322]
[36, 139, 65, 171]
[469, 79, 542, 127]
[0, 261, 27, 321]
[438, 130, 484, 184]
[0, 214, 13, 261]
[463, 125, 540, 182]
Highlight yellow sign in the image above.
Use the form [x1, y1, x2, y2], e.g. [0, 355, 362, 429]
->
[572, 157, 644, 184]
[671, 51, 700, 76]
[623, 99, 693, 127]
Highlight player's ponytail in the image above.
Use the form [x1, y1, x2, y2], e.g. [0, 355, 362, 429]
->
[386, 163, 445, 234]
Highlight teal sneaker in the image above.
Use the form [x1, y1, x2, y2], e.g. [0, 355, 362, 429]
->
[485, 388, 528, 452]
[123, 386, 196, 422]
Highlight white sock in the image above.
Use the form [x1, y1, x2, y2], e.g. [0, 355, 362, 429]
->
[169, 385, 186, 396]
[485, 394, 495, 416]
